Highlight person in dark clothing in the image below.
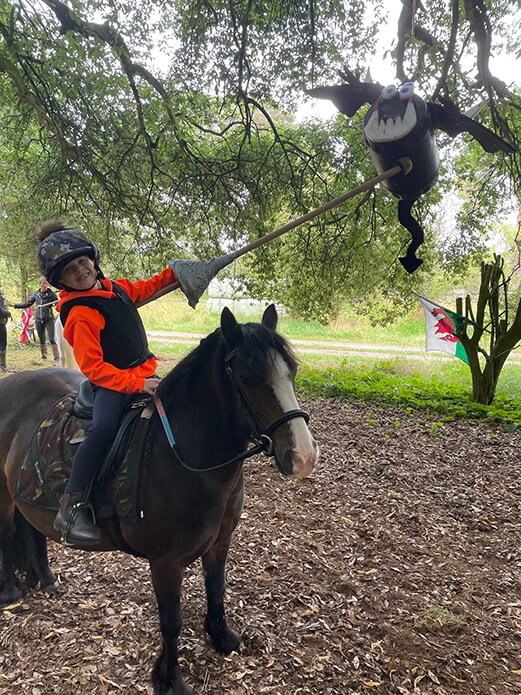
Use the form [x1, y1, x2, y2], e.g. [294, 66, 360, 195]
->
[12, 277, 59, 364]
[0, 279, 12, 372]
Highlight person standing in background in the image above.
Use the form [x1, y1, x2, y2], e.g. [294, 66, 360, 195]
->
[0, 279, 12, 372]
[11, 277, 60, 364]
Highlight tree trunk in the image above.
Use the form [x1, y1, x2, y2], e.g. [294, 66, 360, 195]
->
[457, 255, 521, 405]
[470, 363, 497, 405]
[19, 265, 28, 301]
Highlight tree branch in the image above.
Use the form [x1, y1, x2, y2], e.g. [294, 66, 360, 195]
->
[42, 0, 178, 138]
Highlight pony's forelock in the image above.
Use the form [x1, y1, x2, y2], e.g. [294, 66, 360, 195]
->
[157, 320, 296, 405]
[240, 322, 297, 376]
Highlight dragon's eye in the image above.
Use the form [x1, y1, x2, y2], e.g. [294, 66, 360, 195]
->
[381, 84, 397, 100]
[399, 82, 415, 100]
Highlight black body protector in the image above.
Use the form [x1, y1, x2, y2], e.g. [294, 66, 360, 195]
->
[60, 282, 153, 370]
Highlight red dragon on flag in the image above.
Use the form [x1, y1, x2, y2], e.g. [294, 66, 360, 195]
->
[431, 308, 458, 343]
[415, 293, 470, 365]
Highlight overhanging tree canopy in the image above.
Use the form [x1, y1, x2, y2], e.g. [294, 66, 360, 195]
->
[0, 0, 519, 318]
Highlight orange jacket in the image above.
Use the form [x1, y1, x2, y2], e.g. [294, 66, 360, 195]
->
[56, 267, 176, 394]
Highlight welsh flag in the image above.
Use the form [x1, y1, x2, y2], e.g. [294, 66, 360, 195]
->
[19, 304, 35, 344]
[414, 292, 469, 365]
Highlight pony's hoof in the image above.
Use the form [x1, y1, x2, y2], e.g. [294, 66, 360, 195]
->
[204, 615, 243, 654]
[153, 679, 194, 695]
[42, 579, 60, 594]
[0, 585, 23, 608]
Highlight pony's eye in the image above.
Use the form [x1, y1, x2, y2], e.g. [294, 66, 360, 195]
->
[381, 84, 397, 100]
[399, 82, 414, 100]
[239, 373, 253, 386]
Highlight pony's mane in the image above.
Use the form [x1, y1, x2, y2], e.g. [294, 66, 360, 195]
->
[156, 320, 297, 409]
[157, 327, 223, 404]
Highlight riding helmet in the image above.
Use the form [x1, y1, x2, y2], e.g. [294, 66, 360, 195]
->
[37, 228, 101, 288]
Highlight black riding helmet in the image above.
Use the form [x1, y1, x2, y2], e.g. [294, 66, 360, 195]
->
[37, 228, 102, 290]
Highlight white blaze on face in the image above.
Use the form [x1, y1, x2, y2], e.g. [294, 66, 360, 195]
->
[269, 350, 318, 478]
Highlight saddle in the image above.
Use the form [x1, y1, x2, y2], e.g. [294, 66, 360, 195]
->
[14, 381, 155, 524]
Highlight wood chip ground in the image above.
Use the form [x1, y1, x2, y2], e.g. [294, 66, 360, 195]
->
[2, 396, 521, 694]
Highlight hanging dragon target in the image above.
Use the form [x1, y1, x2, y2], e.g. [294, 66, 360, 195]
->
[307, 71, 516, 273]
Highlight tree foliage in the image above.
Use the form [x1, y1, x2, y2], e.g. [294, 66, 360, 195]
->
[0, 0, 519, 318]
[456, 253, 521, 405]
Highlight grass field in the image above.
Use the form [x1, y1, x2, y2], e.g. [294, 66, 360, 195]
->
[138, 295, 521, 403]
[4, 294, 521, 423]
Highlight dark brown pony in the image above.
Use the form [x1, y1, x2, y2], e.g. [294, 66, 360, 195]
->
[0, 305, 318, 695]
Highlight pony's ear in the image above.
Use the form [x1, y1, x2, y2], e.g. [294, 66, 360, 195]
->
[221, 307, 242, 346]
[262, 304, 278, 331]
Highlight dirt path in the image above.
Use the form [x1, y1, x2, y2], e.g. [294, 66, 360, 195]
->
[147, 330, 441, 360]
[147, 330, 521, 362]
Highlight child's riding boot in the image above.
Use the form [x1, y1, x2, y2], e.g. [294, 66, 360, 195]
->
[40, 344, 48, 361]
[51, 343, 60, 366]
[54, 491, 103, 546]
[0, 350, 6, 372]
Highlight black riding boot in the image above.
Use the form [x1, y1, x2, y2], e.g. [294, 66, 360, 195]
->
[53, 491, 103, 546]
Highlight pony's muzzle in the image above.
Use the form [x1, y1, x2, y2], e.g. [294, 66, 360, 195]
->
[286, 437, 319, 479]
[273, 414, 318, 479]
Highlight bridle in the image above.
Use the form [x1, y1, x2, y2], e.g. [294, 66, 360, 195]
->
[154, 347, 309, 473]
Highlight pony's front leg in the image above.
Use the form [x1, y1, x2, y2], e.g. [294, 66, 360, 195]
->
[150, 556, 193, 695]
[202, 540, 242, 654]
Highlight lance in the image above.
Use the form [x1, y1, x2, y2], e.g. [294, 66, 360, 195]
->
[137, 158, 412, 309]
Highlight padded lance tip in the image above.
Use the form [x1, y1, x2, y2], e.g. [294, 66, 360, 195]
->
[169, 253, 236, 309]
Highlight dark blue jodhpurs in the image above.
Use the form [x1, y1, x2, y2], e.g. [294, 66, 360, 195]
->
[66, 386, 132, 494]
[36, 317, 56, 345]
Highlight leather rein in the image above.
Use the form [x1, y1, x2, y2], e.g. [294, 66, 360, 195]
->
[154, 347, 309, 473]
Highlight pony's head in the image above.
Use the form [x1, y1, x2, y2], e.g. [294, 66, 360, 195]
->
[220, 304, 318, 479]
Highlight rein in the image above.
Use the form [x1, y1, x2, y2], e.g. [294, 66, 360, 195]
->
[154, 348, 309, 473]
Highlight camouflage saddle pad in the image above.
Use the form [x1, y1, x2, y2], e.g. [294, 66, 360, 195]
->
[14, 392, 155, 524]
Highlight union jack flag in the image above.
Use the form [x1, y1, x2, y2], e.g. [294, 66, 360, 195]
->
[19, 295, 35, 344]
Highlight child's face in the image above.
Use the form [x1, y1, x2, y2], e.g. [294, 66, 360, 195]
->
[59, 255, 98, 291]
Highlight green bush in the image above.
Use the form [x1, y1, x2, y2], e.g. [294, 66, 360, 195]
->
[296, 366, 521, 428]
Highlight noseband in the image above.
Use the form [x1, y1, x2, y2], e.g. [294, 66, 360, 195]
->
[154, 347, 309, 472]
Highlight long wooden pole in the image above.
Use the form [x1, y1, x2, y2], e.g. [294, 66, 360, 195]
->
[137, 162, 407, 308]
[233, 163, 404, 259]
